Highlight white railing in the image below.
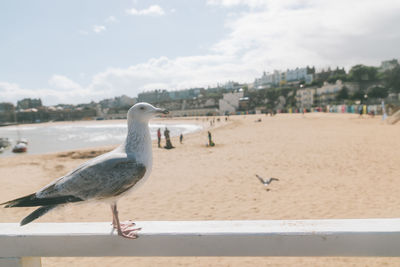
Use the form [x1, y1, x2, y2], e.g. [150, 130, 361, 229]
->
[1, 218, 400, 266]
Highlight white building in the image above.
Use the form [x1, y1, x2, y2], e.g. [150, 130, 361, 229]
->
[314, 80, 359, 105]
[254, 67, 313, 89]
[286, 68, 313, 84]
[219, 91, 244, 115]
[254, 70, 282, 88]
[296, 88, 315, 108]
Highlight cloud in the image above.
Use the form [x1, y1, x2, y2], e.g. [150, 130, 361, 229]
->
[105, 16, 118, 23]
[126, 5, 165, 16]
[0, 81, 81, 105]
[3, 0, 400, 105]
[93, 25, 106, 33]
[207, 0, 267, 8]
[208, 0, 400, 70]
[1, 76, 105, 105]
[48, 75, 82, 91]
[87, 0, 400, 97]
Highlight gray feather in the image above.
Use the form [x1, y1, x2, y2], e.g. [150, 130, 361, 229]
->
[37, 153, 146, 201]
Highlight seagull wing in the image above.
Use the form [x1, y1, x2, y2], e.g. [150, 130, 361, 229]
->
[36, 153, 146, 202]
[255, 174, 266, 184]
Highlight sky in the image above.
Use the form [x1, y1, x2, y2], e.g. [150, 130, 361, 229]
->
[1, 0, 400, 105]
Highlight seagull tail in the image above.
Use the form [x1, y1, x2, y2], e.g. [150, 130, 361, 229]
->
[2, 193, 83, 207]
[20, 205, 57, 226]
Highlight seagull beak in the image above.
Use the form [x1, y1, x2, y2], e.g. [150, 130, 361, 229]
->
[156, 108, 169, 114]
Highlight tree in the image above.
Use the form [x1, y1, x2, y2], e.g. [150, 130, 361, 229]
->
[16, 98, 43, 110]
[368, 86, 388, 99]
[310, 79, 323, 87]
[349, 65, 379, 83]
[306, 66, 315, 74]
[351, 90, 365, 101]
[336, 86, 349, 101]
[383, 65, 400, 93]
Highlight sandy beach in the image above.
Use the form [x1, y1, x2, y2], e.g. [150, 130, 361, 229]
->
[1, 113, 400, 266]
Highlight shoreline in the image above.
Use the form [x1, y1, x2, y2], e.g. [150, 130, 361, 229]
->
[0, 116, 217, 158]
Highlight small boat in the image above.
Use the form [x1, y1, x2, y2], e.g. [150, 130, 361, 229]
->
[17, 138, 28, 145]
[12, 142, 27, 153]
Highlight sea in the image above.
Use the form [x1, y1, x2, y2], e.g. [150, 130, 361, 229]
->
[0, 121, 202, 157]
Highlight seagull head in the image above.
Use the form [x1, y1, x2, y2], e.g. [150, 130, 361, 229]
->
[127, 102, 169, 123]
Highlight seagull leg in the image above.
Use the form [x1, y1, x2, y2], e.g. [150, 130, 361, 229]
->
[111, 205, 118, 228]
[110, 203, 141, 239]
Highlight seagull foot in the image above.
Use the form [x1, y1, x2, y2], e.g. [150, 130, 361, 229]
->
[115, 221, 142, 239]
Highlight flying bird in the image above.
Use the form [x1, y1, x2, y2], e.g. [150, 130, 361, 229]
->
[255, 174, 279, 186]
[1, 102, 168, 239]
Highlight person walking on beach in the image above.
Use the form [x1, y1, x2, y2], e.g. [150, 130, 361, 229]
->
[179, 133, 183, 144]
[157, 128, 161, 148]
[164, 127, 174, 149]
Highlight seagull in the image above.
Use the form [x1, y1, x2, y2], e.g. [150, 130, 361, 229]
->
[255, 174, 279, 186]
[1, 102, 168, 239]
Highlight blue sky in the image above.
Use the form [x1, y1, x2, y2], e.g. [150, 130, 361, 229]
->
[1, 0, 400, 105]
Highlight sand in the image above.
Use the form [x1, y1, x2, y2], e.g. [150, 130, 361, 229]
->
[1, 113, 400, 266]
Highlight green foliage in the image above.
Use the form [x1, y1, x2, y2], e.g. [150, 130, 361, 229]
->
[336, 86, 349, 101]
[351, 90, 365, 101]
[310, 80, 323, 87]
[265, 89, 280, 109]
[368, 86, 388, 99]
[349, 65, 379, 82]
[16, 98, 43, 110]
[383, 65, 400, 93]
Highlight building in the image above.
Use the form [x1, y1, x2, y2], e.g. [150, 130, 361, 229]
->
[16, 98, 42, 110]
[0, 102, 15, 123]
[254, 67, 313, 89]
[254, 70, 282, 88]
[219, 90, 244, 115]
[286, 68, 313, 84]
[100, 95, 136, 108]
[169, 108, 219, 117]
[138, 90, 170, 103]
[168, 88, 202, 100]
[116, 95, 136, 107]
[314, 80, 360, 105]
[315, 81, 343, 104]
[296, 88, 316, 109]
[138, 88, 203, 103]
[379, 59, 399, 72]
[238, 97, 250, 111]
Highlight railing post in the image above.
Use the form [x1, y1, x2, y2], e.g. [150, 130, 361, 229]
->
[0, 257, 41, 267]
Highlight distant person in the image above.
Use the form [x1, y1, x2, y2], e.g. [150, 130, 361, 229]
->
[164, 127, 174, 149]
[179, 133, 183, 144]
[157, 128, 161, 148]
[207, 131, 215, 147]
